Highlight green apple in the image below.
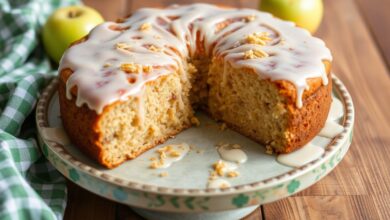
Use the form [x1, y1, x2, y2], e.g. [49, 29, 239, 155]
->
[259, 0, 323, 34]
[42, 5, 104, 63]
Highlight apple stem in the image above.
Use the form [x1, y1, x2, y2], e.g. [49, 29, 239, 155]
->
[68, 10, 82, 18]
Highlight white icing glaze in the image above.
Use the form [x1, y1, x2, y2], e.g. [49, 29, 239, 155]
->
[318, 120, 344, 138]
[152, 143, 190, 169]
[328, 97, 344, 120]
[41, 127, 71, 145]
[60, 3, 332, 113]
[217, 145, 247, 163]
[207, 178, 231, 189]
[276, 143, 324, 167]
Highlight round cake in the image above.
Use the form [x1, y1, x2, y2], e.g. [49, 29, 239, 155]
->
[58, 3, 332, 168]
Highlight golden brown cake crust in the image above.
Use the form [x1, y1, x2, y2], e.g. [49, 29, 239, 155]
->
[59, 63, 331, 166]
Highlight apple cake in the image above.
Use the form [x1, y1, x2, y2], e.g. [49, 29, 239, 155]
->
[58, 3, 332, 168]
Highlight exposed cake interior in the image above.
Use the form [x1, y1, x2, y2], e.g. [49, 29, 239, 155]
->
[58, 4, 332, 168]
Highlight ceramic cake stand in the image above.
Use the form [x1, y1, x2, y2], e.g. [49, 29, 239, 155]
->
[36, 75, 354, 220]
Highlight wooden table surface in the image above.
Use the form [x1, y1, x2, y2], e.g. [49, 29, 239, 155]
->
[64, 0, 390, 219]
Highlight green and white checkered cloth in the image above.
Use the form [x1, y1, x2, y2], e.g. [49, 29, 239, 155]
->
[0, 0, 78, 219]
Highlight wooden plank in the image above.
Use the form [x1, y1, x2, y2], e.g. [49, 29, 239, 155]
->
[263, 196, 382, 220]
[83, 0, 127, 21]
[242, 207, 262, 220]
[263, 0, 390, 218]
[355, 0, 390, 68]
[63, 181, 116, 220]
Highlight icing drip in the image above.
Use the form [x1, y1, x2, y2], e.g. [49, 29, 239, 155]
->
[328, 98, 344, 120]
[60, 3, 332, 113]
[318, 120, 344, 138]
[276, 143, 324, 167]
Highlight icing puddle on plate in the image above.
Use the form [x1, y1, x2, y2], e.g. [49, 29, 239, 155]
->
[148, 143, 190, 169]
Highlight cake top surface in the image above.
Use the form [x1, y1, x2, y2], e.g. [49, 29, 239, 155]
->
[59, 3, 332, 113]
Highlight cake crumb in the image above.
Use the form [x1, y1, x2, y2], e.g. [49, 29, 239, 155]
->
[227, 171, 240, 178]
[265, 145, 274, 155]
[149, 157, 157, 161]
[246, 32, 272, 46]
[169, 150, 181, 157]
[191, 116, 200, 126]
[209, 171, 218, 180]
[139, 22, 152, 31]
[244, 49, 269, 59]
[213, 160, 226, 176]
[159, 172, 168, 177]
[150, 160, 162, 169]
[219, 123, 227, 131]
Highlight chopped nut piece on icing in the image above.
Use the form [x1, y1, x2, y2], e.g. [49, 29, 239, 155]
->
[159, 172, 168, 177]
[246, 32, 272, 46]
[139, 22, 152, 31]
[227, 171, 239, 178]
[103, 63, 112, 68]
[191, 116, 200, 126]
[142, 65, 153, 73]
[265, 145, 274, 155]
[115, 42, 131, 50]
[148, 45, 163, 52]
[244, 49, 269, 59]
[120, 63, 140, 73]
[149, 157, 157, 161]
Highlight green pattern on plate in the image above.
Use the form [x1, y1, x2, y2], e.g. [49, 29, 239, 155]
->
[69, 168, 80, 182]
[185, 197, 195, 210]
[232, 194, 249, 208]
[287, 179, 300, 194]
